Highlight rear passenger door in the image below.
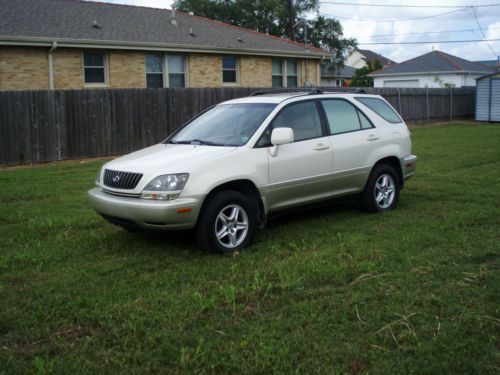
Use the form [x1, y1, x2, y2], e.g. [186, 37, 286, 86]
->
[261, 100, 333, 211]
[320, 99, 381, 195]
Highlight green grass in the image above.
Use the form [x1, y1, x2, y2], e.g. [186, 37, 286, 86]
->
[0, 122, 499, 374]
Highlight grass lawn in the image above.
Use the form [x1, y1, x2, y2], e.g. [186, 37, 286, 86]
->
[0, 122, 499, 374]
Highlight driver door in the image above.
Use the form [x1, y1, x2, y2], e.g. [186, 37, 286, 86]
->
[263, 101, 333, 211]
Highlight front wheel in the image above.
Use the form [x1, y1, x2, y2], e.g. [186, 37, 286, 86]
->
[361, 164, 400, 213]
[195, 190, 257, 253]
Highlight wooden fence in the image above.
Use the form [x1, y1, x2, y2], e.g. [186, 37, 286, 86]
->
[0, 86, 475, 166]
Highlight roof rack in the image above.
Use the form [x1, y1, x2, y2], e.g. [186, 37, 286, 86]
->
[250, 88, 324, 96]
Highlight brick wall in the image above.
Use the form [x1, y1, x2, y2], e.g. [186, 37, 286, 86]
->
[299, 59, 319, 86]
[0, 47, 49, 90]
[108, 51, 146, 88]
[240, 56, 272, 87]
[54, 48, 84, 89]
[188, 53, 222, 87]
[0, 46, 320, 90]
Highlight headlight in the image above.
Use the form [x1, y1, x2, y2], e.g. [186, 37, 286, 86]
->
[141, 173, 189, 200]
[95, 169, 101, 185]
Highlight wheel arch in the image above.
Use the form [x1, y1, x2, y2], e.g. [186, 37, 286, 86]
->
[197, 179, 266, 226]
[372, 156, 404, 188]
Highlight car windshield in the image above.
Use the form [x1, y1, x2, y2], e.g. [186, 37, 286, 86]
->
[168, 103, 277, 146]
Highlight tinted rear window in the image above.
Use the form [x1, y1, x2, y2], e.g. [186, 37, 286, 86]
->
[355, 97, 402, 124]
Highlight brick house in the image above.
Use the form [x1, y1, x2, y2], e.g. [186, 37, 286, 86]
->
[0, 0, 328, 91]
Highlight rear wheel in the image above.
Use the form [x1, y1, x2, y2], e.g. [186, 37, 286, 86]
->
[361, 164, 400, 213]
[195, 190, 257, 253]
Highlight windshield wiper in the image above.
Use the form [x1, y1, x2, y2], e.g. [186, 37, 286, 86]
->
[169, 139, 226, 146]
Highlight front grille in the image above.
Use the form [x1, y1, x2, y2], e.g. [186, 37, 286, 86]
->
[103, 169, 143, 190]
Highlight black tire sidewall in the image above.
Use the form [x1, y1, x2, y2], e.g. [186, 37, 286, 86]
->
[362, 164, 400, 213]
[196, 190, 257, 253]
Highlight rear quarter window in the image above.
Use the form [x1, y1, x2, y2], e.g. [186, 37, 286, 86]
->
[355, 97, 402, 124]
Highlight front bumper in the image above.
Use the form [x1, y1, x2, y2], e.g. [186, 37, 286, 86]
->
[401, 155, 417, 180]
[88, 188, 201, 230]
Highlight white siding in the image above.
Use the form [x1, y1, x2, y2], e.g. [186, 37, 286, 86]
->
[373, 73, 486, 88]
[383, 79, 419, 88]
[491, 79, 500, 121]
[476, 79, 490, 121]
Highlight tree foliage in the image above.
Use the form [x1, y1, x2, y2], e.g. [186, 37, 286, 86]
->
[173, 0, 356, 65]
[349, 60, 383, 87]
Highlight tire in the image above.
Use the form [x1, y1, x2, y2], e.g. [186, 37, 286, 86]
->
[360, 163, 400, 213]
[195, 190, 257, 253]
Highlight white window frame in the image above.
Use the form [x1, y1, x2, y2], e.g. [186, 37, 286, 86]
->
[285, 59, 299, 88]
[272, 59, 300, 88]
[222, 55, 239, 86]
[145, 54, 188, 88]
[166, 54, 188, 88]
[145, 53, 165, 88]
[83, 50, 108, 87]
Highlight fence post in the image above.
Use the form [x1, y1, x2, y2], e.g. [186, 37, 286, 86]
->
[426, 87, 429, 124]
[397, 88, 402, 115]
[450, 87, 453, 121]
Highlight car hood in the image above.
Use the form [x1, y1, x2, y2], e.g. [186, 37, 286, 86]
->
[104, 143, 238, 175]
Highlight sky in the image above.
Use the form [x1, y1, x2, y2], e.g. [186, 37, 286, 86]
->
[88, 0, 500, 63]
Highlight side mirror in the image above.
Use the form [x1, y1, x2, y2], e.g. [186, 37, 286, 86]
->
[271, 127, 294, 146]
[269, 127, 294, 157]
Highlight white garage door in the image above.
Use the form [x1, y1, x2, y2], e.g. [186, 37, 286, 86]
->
[383, 80, 419, 88]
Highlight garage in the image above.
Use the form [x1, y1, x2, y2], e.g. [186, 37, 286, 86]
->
[476, 72, 500, 122]
[383, 80, 419, 88]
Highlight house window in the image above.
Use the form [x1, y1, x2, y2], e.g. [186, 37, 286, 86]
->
[272, 59, 283, 87]
[271, 59, 299, 87]
[286, 60, 298, 87]
[83, 51, 106, 84]
[168, 54, 186, 88]
[145, 54, 164, 88]
[145, 54, 186, 88]
[222, 56, 238, 84]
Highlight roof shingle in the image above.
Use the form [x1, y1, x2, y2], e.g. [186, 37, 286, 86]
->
[0, 0, 326, 58]
[370, 50, 494, 76]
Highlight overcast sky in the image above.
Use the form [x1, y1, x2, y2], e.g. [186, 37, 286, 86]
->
[88, 0, 500, 63]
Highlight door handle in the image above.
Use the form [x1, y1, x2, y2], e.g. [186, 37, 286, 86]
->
[314, 143, 330, 151]
[367, 134, 379, 141]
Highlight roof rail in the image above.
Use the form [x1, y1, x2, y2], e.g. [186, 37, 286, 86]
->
[250, 88, 323, 96]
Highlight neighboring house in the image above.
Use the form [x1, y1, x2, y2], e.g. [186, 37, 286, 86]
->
[475, 72, 500, 122]
[0, 0, 328, 91]
[369, 50, 495, 88]
[320, 63, 356, 87]
[345, 49, 396, 69]
[474, 59, 500, 71]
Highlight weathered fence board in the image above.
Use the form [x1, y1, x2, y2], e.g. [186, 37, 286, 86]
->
[0, 86, 475, 166]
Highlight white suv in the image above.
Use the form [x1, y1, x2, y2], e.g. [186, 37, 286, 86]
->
[89, 89, 417, 253]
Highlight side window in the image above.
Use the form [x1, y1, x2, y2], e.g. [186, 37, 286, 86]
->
[321, 100, 364, 135]
[355, 97, 402, 123]
[359, 111, 373, 129]
[258, 101, 322, 146]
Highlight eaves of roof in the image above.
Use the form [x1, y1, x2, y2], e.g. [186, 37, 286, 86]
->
[369, 70, 490, 77]
[0, 35, 325, 59]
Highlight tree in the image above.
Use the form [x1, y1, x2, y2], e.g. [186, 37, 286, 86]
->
[349, 60, 383, 87]
[296, 16, 356, 65]
[173, 0, 356, 65]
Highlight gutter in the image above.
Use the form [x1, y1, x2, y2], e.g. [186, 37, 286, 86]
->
[48, 41, 57, 90]
[369, 70, 492, 77]
[0, 36, 327, 60]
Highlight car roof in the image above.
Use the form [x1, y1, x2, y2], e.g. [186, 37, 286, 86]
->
[221, 91, 381, 105]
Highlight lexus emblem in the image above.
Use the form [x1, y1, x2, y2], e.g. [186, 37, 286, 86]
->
[113, 175, 121, 183]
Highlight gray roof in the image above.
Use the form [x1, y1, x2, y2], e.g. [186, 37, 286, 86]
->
[321, 63, 357, 78]
[370, 51, 495, 76]
[473, 60, 500, 70]
[358, 49, 396, 66]
[0, 0, 326, 58]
